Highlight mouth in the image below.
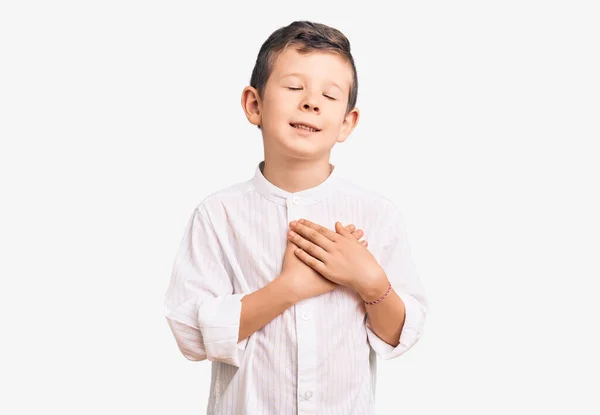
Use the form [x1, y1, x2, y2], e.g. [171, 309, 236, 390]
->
[289, 122, 321, 133]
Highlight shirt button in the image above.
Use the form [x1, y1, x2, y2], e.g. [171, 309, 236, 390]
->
[304, 390, 313, 400]
[302, 312, 309, 320]
[292, 196, 300, 205]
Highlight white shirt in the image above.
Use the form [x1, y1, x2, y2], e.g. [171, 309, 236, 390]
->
[164, 160, 428, 415]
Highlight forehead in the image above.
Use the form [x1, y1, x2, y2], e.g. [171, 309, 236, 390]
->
[271, 47, 352, 89]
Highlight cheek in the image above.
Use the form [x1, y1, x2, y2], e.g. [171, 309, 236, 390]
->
[262, 93, 290, 121]
[323, 108, 346, 129]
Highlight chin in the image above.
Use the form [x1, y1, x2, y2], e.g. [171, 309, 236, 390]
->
[265, 136, 321, 160]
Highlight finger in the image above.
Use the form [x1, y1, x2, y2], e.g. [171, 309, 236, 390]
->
[351, 228, 364, 240]
[335, 222, 354, 239]
[291, 219, 339, 248]
[294, 247, 327, 275]
[343, 223, 362, 241]
[288, 230, 329, 261]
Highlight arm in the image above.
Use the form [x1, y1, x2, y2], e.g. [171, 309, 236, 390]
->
[238, 277, 297, 342]
[284, 214, 426, 359]
[166, 275, 297, 363]
[164, 206, 242, 365]
[360, 208, 428, 359]
[164, 205, 299, 367]
[358, 277, 406, 347]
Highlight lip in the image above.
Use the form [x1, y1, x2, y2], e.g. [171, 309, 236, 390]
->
[289, 121, 321, 132]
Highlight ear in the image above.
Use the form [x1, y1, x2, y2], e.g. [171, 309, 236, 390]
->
[241, 86, 262, 128]
[336, 107, 360, 144]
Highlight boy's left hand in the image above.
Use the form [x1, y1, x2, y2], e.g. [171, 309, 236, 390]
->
[287, 218, 387, 294]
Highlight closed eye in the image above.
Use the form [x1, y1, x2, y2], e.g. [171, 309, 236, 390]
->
[287, 87, 336, 101]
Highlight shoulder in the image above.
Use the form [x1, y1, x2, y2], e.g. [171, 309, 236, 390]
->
[191, 178, 255, 220]
[333, 175, 402, 222]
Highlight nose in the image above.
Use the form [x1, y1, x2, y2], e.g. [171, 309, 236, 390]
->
[301, 94, 320, 113]
[303, 103, 319, 112]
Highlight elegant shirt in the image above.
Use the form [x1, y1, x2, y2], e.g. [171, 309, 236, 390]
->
[164, 160, 428, 415]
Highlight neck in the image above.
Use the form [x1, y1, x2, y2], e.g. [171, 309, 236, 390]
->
[261, 153, 333, 193]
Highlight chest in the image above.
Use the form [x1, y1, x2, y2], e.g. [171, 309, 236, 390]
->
[217, 202, 384, 292]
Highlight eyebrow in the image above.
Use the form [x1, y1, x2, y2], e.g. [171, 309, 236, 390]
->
[280, 72, 345, 93]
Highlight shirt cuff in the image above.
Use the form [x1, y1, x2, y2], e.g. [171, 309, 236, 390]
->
[197, 293, 249, 367]
[366, 292, 425, 360]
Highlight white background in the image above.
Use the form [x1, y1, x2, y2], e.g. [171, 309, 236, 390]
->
[1, 1, 598, 414]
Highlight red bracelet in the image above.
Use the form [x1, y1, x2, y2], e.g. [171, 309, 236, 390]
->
[364, 281, 392, 305]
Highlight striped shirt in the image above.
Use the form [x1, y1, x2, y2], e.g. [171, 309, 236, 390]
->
[164, 160, 428, 414]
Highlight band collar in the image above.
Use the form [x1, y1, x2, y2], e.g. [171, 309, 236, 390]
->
[252, 160, 338, 206]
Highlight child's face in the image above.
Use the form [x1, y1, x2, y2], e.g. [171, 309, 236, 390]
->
[243, 46, 359, 160]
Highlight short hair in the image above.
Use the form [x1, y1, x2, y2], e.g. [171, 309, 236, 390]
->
[249, 21, 358, 115]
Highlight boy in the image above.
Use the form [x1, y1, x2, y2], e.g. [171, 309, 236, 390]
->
[164, 20, 428, 415]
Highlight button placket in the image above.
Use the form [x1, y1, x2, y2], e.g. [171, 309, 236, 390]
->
[286, 195, 317, 412]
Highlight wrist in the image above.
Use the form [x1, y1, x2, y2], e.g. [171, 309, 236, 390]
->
[357, 273, 390, 303]
[275, 273, 302, 305]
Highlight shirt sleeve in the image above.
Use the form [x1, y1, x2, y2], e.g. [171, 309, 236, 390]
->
[164, 205, 249, 367]
[366, 206, 428, 359]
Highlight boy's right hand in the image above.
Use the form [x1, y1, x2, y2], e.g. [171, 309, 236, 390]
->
[280, 223, 367, 303]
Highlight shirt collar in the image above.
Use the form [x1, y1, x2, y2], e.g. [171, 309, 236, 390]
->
[252, 160, 339, 206]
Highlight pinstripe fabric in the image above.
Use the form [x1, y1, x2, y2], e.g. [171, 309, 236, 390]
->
[164, 160, 428, 414]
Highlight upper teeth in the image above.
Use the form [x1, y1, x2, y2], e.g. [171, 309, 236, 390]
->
[293, 124, 317, 132]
